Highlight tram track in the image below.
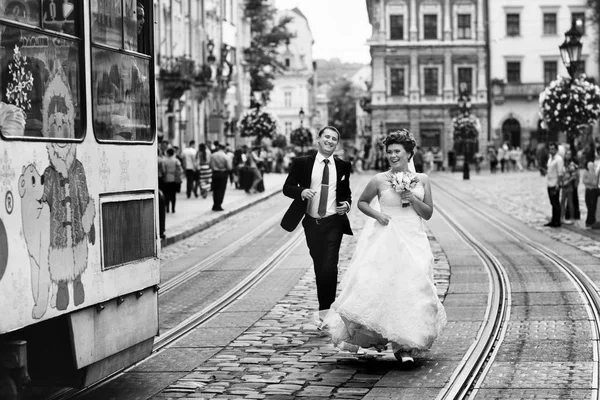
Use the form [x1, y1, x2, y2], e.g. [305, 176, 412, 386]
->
[49, 229, 305, 400]
[433, 180, 600, 400]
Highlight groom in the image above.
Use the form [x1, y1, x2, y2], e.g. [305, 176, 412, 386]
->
[281, 126, 353, 320]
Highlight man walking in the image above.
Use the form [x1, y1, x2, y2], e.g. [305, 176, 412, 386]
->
[281, 126, 353, 326]
[544, 142, 564, 227]
[209, 143, 232, 211]
[182, 140, 198, 198]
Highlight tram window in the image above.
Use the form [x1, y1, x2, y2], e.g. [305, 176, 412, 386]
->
[92, 49, 151, 142]
[91, 0, 149, 56]
[0, 24, 83, 139]
[91, 0, 153, 142]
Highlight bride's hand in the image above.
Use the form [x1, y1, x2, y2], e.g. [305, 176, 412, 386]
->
[400, 189, 414, 204]
[375, 212, 391, 226]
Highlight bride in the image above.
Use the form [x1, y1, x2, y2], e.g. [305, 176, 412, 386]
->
[322, 129, 446, 363]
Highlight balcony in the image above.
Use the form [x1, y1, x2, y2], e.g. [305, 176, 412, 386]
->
[492, 80, 545, 104]
[158, 55, 195, 100]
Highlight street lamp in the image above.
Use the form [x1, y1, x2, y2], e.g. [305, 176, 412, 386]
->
[559, 20, 583, 80]
[299, 108, 305, 127]
[559, 19, 583, 155]
[457, 81, 472, 180]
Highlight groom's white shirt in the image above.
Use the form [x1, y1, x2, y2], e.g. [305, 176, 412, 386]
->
[307, 153, 338, 218]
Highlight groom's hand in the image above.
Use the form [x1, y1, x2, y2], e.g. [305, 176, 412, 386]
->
[335, 202, 349, 214]
[301, 189, 317, 200]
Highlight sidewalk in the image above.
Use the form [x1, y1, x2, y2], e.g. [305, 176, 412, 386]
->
[161, 173, 288, 247]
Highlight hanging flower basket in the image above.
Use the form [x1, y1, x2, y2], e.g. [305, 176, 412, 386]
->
[238, 108, 278, 140]
[290, 127, 313, 148]
[539, 75, 600, 140]
[452, 114, 480, 142]
[452, 114, 480, 156]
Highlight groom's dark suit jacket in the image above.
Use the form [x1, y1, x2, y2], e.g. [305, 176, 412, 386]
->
[281, 154, 353, 235]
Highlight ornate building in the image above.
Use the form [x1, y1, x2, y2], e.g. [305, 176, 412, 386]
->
[366, 0, 488, 163]
[268, 8, 317, 142]
[155, 0, 251, 148]
[489, 0, 598, 149]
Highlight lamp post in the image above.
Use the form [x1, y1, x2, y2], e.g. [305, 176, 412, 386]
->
[298, 108, 306, 154]
[457, 81, 473, 180]
[559, 19, 583, 155]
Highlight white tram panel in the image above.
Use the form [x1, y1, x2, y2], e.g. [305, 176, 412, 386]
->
[0, 138, 160, 334]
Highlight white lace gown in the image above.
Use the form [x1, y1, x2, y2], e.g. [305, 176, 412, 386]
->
[323, 181, 447, 355]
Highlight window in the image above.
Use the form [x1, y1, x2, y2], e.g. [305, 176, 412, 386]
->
[285, 122, 292, 135]
[423, 14, 438, 40]
[285, 58, 290, 67]
[390, 14, 404, 40]
[506, 61, 521, 83]
[572, 12, 586, 35]
[91, 0, 153, 142]
[284, 91, 291, 108]
[457, 67, 473, 94]
[420, 129, 441, 148]
[457, 14, 471, 39]
[544, 61, 557, 85]
[390, 68, 405, 96]
[543, 13, 557, 35]
[0, 2, 84, 139]
[424, 68, 439, 95]
[506, 13, 520, 36]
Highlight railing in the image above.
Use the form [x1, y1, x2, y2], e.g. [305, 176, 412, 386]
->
[158, 55, 195, 99]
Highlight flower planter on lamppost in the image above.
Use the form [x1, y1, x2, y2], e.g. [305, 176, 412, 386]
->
[452, 82, 479, 180]
[291, 108, 312, 155]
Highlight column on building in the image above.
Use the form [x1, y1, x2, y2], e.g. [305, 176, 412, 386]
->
[477, 51, 487, 102]
[477, 0, 485, 42]
[443, 51, 453, 101]
[409, 49, 419, 102]
[443, 0, 451, 41]
[409, 0, 417, 41]
[372, 53, 386, 106]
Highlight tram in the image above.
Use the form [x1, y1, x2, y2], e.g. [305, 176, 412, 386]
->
[0, 0, 159, 397]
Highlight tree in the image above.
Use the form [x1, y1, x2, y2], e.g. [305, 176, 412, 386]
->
[244, 0, 294, 103]
[327, 79, 357, 139]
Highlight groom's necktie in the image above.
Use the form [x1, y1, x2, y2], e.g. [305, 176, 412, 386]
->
[318, 159, 329, 217]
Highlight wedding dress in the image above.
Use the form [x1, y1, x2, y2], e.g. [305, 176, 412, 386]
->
[323, 178, 446, 355]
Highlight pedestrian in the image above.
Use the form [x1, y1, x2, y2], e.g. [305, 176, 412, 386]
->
[321, 129, 446, 363]
[196, 143, 212, 198]
[583, 161, 599, 227]
[208, 143, 232, 211]
[544, 142, 564, 227]
[433, 147, 443, 171]
[245, 147, 264, 193]
[162, 148, 183, 213]
[182, 140, 198, 198]
[424, 147, 433, 172]
[559, 150, 578, 225]
[488, 147, 498, 173]
[280, 126, 353, 326]
[413, 146, 424, 173]
[448, 149, 456, 172]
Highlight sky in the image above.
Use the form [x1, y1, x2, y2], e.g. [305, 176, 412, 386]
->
[274, 0, 372, 64]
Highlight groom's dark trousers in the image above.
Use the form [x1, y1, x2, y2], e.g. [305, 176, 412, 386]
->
[302, 215, 345, 310]
[280, 154, 353, 311]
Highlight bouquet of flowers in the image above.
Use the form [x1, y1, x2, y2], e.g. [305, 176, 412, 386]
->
[539, 75, 600, 140]
[388, 171, 419, 207]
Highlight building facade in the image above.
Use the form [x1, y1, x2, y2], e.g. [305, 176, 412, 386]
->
[268, 8, 317, 142]
[489, 0, 598, 149]
[155, 0, 251, 149]
[366, 0, 489, 165]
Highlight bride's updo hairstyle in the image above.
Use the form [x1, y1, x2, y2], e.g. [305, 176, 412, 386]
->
[383, 129, 417, 160]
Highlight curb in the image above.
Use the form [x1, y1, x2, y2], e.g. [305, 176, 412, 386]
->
[161, 189, 283, 248]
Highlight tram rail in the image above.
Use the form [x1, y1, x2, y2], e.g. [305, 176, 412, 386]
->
[49, 228, 305, 400]
[433, 180, 600, 400]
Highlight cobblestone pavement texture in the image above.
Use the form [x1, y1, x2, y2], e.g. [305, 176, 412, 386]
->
[152, 172, 451, 399]
[149, 169, 599, 400]
[435, 170, 600, 259]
